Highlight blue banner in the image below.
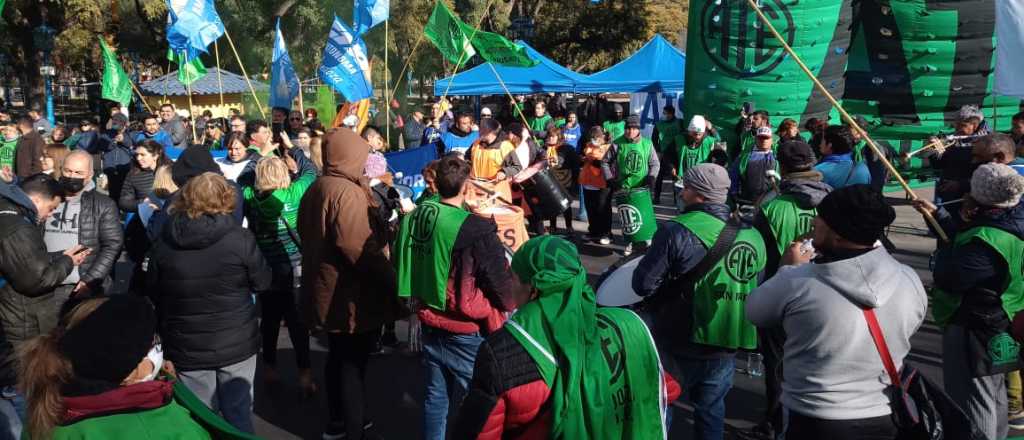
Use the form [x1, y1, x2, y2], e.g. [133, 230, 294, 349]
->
[354, 0, 389, 36]
[270, 19, 300, 109]
[319, 16, 374, 103]
[166, 0, 225, 61]
[385, 144, 438, 199]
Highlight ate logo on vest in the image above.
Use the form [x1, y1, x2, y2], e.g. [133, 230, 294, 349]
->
[701, 0, 795, 78]
[619, 205, 643, 235]
[988, 332, 1020, 366]
[410, 204, 440, 243]
[797, 212, 815, 236]
[623, 150, 643, 175]
[725, 242, 759, 283]
[596, 313, 627, 384]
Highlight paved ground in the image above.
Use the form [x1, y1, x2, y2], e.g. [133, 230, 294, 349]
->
[128, 185, 957, 439]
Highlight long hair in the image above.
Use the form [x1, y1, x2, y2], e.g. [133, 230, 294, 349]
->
[151, 165, 178, 200]
[308, 136, 323, 173]
[19, 298, 108, 440]
[44, 145, 70, 178]
[255, 156, 291, 193]
[131, 140, 173, 175]
[169, 172, 237, 219]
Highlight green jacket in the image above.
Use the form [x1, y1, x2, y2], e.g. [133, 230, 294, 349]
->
[0, 138, 16, 171]
[242, 151, 317, 266]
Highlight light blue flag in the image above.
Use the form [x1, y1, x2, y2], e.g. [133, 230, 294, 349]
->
[270, 19, 300, 109]
[166, 0, 225, 61]
[319, 16, 373, 103]
[353, 0, 389, 36]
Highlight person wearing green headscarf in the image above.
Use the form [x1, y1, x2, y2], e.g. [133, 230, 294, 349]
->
[453, 236, 679, 439]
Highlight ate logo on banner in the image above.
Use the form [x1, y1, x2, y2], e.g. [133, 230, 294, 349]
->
[702, 0, 795, 78]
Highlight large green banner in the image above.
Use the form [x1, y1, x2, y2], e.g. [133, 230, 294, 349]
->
[683, 0, 853, 144]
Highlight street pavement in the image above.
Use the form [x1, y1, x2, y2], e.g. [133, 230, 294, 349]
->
[136, 185, 954, 439]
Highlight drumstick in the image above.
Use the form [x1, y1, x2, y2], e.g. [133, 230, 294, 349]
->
[905, 139, 945, 158]
[471, 180, 515, 206]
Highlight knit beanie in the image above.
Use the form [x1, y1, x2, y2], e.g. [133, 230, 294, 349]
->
[683, 163, 731, 205]
[59, 296, 156, 385]
[816, 184, 895, 246]
[172, 146, 222, 187]
[971, 163, 1024, 208]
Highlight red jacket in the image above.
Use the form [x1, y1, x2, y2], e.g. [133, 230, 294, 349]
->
[417, 214, 517, 334]
[452, 327, 681, 439]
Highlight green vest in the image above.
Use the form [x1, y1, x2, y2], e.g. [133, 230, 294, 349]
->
[674, 134, 715, 177]
[0, 139, 15, 171]
[529, 114, 553, 134]
[671, 211, 766, 349]
[396, 200, 471, 310]
[615, 135, 653, 189]
[603, 120, 626, 142]
[932, 226, 1024, 327]
[760, 194, 817, 256]
[655, 119, 683, 153]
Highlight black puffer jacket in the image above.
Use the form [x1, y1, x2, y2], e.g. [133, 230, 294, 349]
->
[0, 184, 74, 386]
[66, 190, 124, 290]
[147, 212, 271, 371]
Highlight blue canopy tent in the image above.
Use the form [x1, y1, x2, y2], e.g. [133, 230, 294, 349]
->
[576, 35, 685, 93]
[433, 42, 588, 95]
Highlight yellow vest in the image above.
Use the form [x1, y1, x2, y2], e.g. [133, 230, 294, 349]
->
[471, 140, 515, 180]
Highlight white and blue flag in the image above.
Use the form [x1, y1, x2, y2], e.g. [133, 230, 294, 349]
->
[270, 19, 300, 109]
[319, 16, 373, 103]
[353, 0, 389, 36]
[166, 0, 225, 61]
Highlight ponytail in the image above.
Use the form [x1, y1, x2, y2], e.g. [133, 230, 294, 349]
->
[18, 333, 72, 439]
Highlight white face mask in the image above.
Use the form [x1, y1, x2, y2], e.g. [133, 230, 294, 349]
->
[140, 344, 164, 382]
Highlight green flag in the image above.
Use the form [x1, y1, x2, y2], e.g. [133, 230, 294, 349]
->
[423, 1, 476, 64]
[0, 0, 5, 15]
[167, 50, 207, 87]
[99, 39, 133, 106]
[459, 21, 537, 68]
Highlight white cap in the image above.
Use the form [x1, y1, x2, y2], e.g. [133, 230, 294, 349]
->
[688, 115, 707, 133]
[342, 115, 359, 128]
[481, 107, 492, 116]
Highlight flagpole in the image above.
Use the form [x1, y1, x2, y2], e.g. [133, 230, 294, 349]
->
[440, 0, 497, 101]
[182, 51, 198, 145]
[223, 30, 267, 119]
[163, 57, 171, 104]
[129, 81, 154, 114]
[391, 31, 425, 95]
[486, 63, 539, 144]
[744, 0, 948, 243]
[298, 80, 305, 113]
[214, 41, 225, 109]
[385, 19, 391, 148]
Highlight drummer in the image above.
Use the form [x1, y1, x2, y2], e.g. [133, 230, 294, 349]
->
[466, 119, 514, 181]
[670, 115, 718, 212]
[608, 114, 660, 255]
[395, 154, 519, 440]
[632, 163, 767, 440]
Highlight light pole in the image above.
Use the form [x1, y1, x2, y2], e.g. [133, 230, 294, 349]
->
[33, 25, 56, 124]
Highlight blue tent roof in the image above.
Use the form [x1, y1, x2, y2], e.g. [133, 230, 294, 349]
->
[576, 35, 685, 94]
[139, 67, 268, 96]
[434, 42, 587, 96]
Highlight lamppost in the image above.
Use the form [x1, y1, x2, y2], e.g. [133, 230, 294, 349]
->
[33, 24, 56, 124]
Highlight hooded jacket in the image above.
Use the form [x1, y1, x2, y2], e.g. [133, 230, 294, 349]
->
[753, 171, 832, 277]
[146, 212, 271, 370]
[745, 246, 928, 420]
[297, 129, 403, 334]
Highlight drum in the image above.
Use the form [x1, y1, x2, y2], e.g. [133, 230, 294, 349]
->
[614, 187, 657, 243]
[595, 254, 646, 308]
[522, 168, 571, 218]
[471, 204, 530, 252]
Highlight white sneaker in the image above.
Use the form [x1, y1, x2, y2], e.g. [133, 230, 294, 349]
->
[599, 236, 611, 246]
[624, 242, 633, 256]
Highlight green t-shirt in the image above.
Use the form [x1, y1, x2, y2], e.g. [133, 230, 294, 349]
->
[671, 211, 767, 350]
[529, 114, 553, 134]
[396, 200, 471, 310]
[603, 120, 626, 142]
[615, 135, 653, 189]
[0, 138, 16, 172]
[760, 194, 817, 257]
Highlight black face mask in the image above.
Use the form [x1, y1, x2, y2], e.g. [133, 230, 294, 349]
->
[59, 176, 86, 194]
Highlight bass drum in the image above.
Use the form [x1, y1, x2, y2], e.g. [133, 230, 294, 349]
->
[522, 168, 571, 218]
[595, 254, 646, 308]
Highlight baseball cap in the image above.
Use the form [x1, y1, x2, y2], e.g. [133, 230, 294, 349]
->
[755, 126, 773, 138]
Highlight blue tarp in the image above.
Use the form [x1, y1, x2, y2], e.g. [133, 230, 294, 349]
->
[434, 42, 588, 96]
[576, 35, 685, 94]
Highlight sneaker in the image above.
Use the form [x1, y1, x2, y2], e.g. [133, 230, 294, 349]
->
[1010, 410, 1024, 430]
[322, 420, 376, 440]
[599, 236, 611, 246]
[623, 242, 633, 256]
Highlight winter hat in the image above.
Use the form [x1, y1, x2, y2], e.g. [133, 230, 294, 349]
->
[688, 115, 707, 134]
[971, 163, 1024, 208]
[172, 145, 222, 187]
[817, 185, 895, 246]
[365, 151, 388, 179]
[626, 115, 641, 128]
[683, 163, 731, 205]
[959, 104, 984, 122]
[480, 107, 492, 117]
[778, 140, 816, 171]
[58, 296, 156, 385]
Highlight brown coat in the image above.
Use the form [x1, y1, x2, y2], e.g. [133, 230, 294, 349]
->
[297, 129, 403, 334]
[15, 131, 44, 178]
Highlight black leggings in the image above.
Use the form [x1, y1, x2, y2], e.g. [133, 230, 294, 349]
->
[325, 329, 379, 440]
[261, 264, 311, 369]
[583, 187, 613, 237]
[547, 207, 573, 233]
[786, 412, 897, 440]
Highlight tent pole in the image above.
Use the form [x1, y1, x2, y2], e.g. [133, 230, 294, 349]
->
[223, 30, 266, 119]
[440, 0, 496, 101]
[744, 0, 947, 243]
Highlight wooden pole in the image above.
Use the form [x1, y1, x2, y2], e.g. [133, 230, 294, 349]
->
[128, 81, 154, 114]
[385, 19, 391, 148]
[163, 57, 171, 103]
[391, 31, 425, 95]
[298, 80, 305, 113]
[214, 41, 225, 109]
[744, 0, 949, 243]
[486, 63, 539, 145]
[183, 57, 198, 145]
[223, 30, 266, 119]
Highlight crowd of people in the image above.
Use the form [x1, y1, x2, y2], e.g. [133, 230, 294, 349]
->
[0, 93, 1021, 440]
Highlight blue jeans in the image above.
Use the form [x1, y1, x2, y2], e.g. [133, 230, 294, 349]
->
[0, 387, 24, 440]
[422, 328, 483, 440]
[178, 355, 257, 433]
[575, 185, 588, 221]
[672, 356, 735, 440]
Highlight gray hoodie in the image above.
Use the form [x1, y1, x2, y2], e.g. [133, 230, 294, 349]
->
[745, 246, 927, 420]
